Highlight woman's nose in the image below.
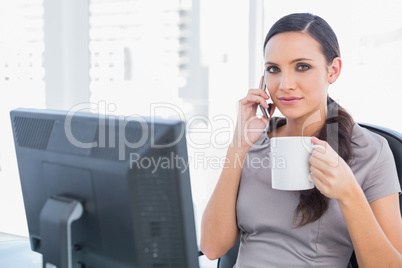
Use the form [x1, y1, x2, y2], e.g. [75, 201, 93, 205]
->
[279, 72, 296, 92]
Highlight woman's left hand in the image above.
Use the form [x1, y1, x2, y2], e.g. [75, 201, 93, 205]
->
[309, 137, 360, 200]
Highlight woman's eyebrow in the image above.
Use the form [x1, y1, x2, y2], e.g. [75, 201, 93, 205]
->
[265, 58, 314, 66]
[290, 58, 314, 64]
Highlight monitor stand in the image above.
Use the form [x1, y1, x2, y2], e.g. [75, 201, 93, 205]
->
[39, 196, 83, 268]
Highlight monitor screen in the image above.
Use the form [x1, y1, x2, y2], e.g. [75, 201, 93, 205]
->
[10, 108, 199, 268]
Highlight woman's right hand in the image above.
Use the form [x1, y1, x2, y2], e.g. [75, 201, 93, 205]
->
[232, 83, 275, 149]
[201, 78, 275, 260]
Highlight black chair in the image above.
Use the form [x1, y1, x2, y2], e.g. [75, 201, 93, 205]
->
[216, 123, 402, 268]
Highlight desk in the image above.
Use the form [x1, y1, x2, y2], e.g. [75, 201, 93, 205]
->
[0, 232, 218, 268]
[0, 232, 41, 267]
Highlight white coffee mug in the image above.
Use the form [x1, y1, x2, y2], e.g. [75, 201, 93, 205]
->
[270, 136, 324, 191]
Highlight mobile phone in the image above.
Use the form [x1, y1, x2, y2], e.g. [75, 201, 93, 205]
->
[259, 73, 271, 118]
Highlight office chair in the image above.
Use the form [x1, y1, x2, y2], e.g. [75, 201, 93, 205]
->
[216, 123, 402, 268]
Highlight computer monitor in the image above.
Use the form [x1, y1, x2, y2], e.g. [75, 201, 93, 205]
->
[10, 108, 199, 268]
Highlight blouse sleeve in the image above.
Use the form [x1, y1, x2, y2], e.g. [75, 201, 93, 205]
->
[361, 138, 401, 203]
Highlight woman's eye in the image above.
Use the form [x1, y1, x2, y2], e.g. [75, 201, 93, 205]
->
[266, 66, 280, 73]
[297, 64, 311, 71]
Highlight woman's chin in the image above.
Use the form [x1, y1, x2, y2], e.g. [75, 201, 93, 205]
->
[278, 110, 303, 120]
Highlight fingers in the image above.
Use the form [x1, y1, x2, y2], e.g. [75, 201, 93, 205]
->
[311, 137, 327, 153]
[260, 113, 270, 126]
[310, 161, 330, 195]
[309, 154, 329, 174]
[240, 88, 270, 108]
[310, 137, 339, 167]
[309, 137, 344, 197]
[310, 170, 325, 188]
[309, 137, 358, 200]
[249, 88, 270, 100]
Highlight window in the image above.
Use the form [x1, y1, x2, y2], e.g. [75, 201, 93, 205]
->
[89, 0, 193, 117]
[0, 0, 45, 235]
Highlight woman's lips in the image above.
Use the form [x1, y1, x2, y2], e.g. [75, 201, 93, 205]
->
[278, 96, 303, 105]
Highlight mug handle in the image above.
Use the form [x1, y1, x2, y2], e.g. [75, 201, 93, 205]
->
[311, 144, 326, 151]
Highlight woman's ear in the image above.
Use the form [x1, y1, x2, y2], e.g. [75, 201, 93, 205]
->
[328, 57, 342, 84]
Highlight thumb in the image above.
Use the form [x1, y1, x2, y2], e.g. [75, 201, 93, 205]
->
[261, 116, 270, 130]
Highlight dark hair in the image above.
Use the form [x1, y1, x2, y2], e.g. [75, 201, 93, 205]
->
[263, 13, 340, 63]
[264, 13, 354, 227]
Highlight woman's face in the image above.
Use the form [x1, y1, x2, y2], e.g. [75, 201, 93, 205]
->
[264, 32, 335, 122]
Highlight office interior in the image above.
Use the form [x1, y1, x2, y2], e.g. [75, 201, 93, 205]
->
[0, 0, 401, 267]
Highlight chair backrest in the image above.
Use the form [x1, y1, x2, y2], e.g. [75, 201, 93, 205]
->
[217, 123, 402, 268]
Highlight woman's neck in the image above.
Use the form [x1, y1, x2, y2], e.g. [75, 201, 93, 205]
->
[270, 107, 327, 138]
[282, 118, 324, 137]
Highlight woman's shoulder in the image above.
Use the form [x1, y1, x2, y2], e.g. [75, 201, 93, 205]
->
[351, 123, 390, 150]
[350, 122, 394, 165]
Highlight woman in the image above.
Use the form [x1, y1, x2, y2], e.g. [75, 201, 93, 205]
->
[200, 13, 402, 267]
